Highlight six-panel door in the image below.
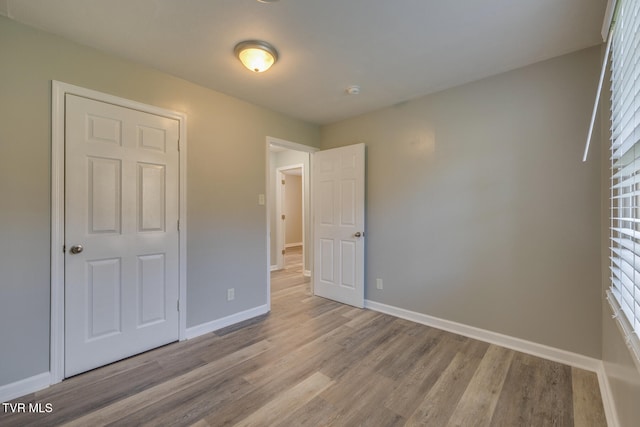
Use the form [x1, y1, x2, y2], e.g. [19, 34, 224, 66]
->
[313, 143, 365, 308]
[64, 94, 180, 377]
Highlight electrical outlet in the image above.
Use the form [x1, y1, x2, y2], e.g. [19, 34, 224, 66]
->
[258, 194, 265, 205]
[376, 278, 383, 290]
[227, 288, 235, 301]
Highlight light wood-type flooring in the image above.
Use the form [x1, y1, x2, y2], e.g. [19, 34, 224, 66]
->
[1, 245, 606, 426]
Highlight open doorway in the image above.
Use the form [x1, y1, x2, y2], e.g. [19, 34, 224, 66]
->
[266, 137, 317, 309]
[266, 138, 366, 310]
[277, 166, 304, 270]
[267, 139, 314, 275]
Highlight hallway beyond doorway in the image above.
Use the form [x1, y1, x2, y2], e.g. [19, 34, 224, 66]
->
[284, 245, 303, 271]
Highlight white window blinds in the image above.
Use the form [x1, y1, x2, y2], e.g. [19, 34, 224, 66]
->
[609, 0, 640, 362]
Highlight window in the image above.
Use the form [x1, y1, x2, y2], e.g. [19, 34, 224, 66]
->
[609, 0, 640, 363]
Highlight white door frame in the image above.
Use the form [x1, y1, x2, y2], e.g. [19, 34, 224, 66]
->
[265, 136, 318, 310]
[275, 164, 305, 270]
[50, 81, 188, 384]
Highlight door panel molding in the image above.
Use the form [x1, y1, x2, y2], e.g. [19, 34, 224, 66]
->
[51, 81, 187, 384]
[313, 143, 365, 308]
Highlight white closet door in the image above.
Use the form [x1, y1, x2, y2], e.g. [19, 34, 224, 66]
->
[65, 94, 180, 377]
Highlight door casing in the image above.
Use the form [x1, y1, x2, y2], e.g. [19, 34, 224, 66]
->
[50, 81, 188, 384]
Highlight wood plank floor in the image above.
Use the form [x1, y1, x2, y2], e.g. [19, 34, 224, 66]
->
[1, 246, 607, 426]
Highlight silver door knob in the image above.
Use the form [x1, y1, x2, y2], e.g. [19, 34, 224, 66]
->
[354, 232, 363, 238]
[70, 245, 84, 254]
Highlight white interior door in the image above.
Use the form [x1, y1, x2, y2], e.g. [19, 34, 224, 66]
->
[64, 94, 180, 377]
[313, 143, 365, 308]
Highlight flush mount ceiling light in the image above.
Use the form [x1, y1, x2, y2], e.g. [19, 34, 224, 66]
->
[234, 40, 279, 73]
[346, 85, 361, 95]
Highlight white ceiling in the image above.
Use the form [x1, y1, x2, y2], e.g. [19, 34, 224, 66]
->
[1, 0, 607, 125]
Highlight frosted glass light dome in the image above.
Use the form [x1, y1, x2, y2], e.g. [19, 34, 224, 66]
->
[234, 40, 278, 73]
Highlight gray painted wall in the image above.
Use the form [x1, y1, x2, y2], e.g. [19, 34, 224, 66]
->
[0, 16, 319, 387]
[321, 47, 603, 358]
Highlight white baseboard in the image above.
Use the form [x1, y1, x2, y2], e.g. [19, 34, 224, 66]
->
[0, 372, 50, 402]
[270, 265, 280, 272]
[185, 304, 269, 340]
[303, 270, 311, 277]
[364, 300, 601, 372]
[597, 363, 621, 427]
[285, 243, 302, 248]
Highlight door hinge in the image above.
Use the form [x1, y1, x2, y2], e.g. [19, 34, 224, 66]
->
[177, 219, 180, 231]
[62, 244, 66, 253]
[282, 179, 285, 185]
[281, 214, 285, 220]
[177, 139, 180, 152]
[282, 249, 285, 255]
[177, 300, 180, 311]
